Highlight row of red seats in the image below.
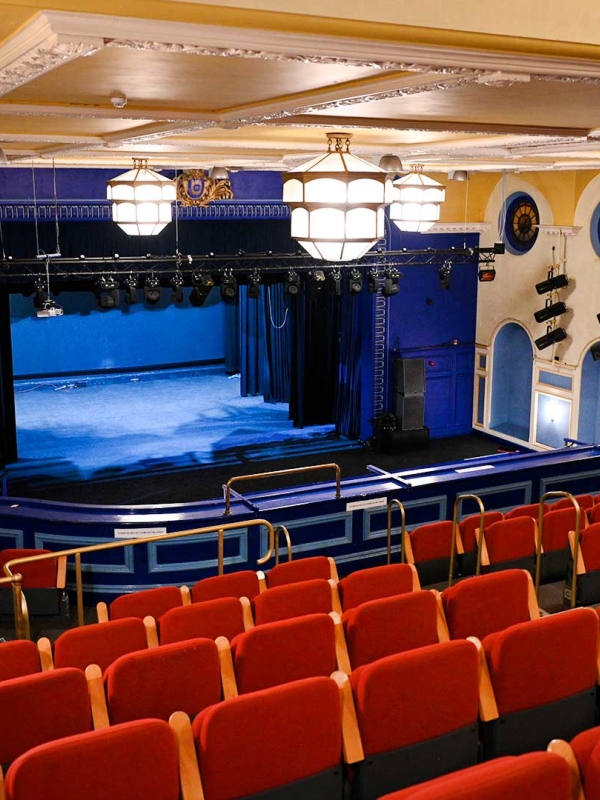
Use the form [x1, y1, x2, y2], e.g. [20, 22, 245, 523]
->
[0, 604, 599, 798]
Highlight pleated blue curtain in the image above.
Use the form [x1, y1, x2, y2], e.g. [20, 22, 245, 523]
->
[335, 292, 362, 438]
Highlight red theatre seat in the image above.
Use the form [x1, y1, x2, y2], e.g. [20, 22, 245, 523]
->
[338, 564, 419, 612]
[265, 556, 338, 588]
[251, 578, 340, 625]
[480, 517, 537, 574]
[0, 640, 43, 683]
[459, 512, 504, 575]
[567, 522, 600, 606]
[566, 725, 600, 800]
[505, 502, 549, 521]
[0, 549, 67, 616]
[159, 596, 250, 644]
[539, 507, 588, 583]
[406, 521, 460, 586]
[550, 494, 595, 512]
[191, 570, 263, 603]
[100, 585, 188, 622]
[50, 617, 152, 674]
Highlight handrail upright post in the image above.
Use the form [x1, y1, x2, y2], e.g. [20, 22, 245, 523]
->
[450, 494, 485, 588]
[12, 574, 30, 641]
[75, 553, 84, 627]
[386, 500, 406, 565]
[536, 490, 578, 605]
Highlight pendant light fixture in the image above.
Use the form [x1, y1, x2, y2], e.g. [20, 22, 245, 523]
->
[389, 165, 446, 233]
[283, 132, 393, 262]
[107, 159, 176, 236]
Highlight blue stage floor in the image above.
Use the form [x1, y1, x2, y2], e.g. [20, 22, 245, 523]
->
[12, 365, 359, 484]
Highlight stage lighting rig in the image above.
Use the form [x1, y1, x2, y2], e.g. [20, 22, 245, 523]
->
[348, 268, 363, 294]
[535, 273, 569, 295]
[307, 269, 326, 298]
[248, 269, 262, 299]
[144, 276, 161, 305]
[478, 268, 496, 282]
[170, 273, 185, 303]
[327, 268, 342, 297]
[367, 268, 379, 293]
[96, 275, 120, 309]
[382, 267, 401, 297]
[535, 327, 567, 351]
[534, 301, 567, 324]
[438, 262, 452, 290]
[123, 275, 139, 305]
[189, 273, 214, 307]
[33, 279, 48, 309]
[220, 270, 238, 303]
[284, 269, 301, 296]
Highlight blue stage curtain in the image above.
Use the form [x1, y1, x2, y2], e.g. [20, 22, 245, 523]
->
[238, 285, 266, 396]
[335, 291, 361, 438]
[262, 284, 291, 404]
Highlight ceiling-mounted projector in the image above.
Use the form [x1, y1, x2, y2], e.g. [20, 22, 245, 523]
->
[36, 301, 64, 318]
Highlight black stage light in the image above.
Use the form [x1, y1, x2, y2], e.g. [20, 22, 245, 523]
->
[534, 301, 567, 324]
[327, 268, 342, 297]
[438, 263, 452, 290]
[535, 274, 569, 294]
[284, 269, 301, 296]
[189, 274, 214, 307]
[591, 342, 600, 361]
[96, 275, 120, 309]
[33, 280, 48, 309]
[535, 327, 567, 351]
[382, 267, 400, 297]
[220, 271, 238, 303]
[124, 275, 139, 305]
[478, 268, 496, 282]
[367, 269, 379, 293]
[247, 270, 262, 299]
[170, 273, 185, 303]
[144, 276, 161, 305]
[348, 268, 363, 294]
[307, 269, 326, 298]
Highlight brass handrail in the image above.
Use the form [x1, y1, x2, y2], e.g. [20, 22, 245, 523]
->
[535, 491, 581, 606]
[274, 525, 293, 565]
[450, 494, 485, 587]
[223, 463, 342, 516]
[3, 518, 276, 641]
[387, 499, 407, 564]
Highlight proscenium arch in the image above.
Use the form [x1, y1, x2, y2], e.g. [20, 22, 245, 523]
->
[489, 321, 533, 443]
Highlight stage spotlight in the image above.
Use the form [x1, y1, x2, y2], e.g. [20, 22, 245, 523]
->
[535, 273, 569, 294]
[478, 268, 496, 282]
[123, 275, 139, 305]
[348, 268, 363, 294]
[367, 269, 379, 293]
[534, 301, 567, 323]
[307, 269, 326, 298]
[284, 269, 301, 296]
[220, 271, 238, 303]
[144, 276, 161, 305]
[327, 268, 342, 296]
[33, 280, 48, 309]
[247, 270, 262, 299]
[189, 273, 214, 307]
[95, 275, 120, 309]
[382, 267, 400, 297]
[170, 273, 185, 303]
[438, 263, 452, 290]
[535, 327, 567, 351]
[591, 342, 600, 361]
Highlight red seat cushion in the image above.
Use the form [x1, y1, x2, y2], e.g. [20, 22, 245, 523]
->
[0, 668, 92, 764]
[105, 638, 221, 724]
[0, 640, 41, 683]
[267, 557, 332, 588]
[4, 718, 180, 800]
[109, 586, 183, 621]
[379, 752, 570, 800]
[580, 523, 600, 572]
[349, 640, 479, 756]
[338, 564, 415, 612]
[505, 503, 548, 521]
[459, 512, 504, 553]
[252, 579, 333, 625]
[193, 676, 341, 800]
[542, 507, 587, 553]
[442, 570, 531, 641]
[231, 613, 336, 694]
[484, 518, 536, 564]
[191, 571, 261, 603]
[409, 522, 455, 563]
[343, 591, 439, 668]
[482, 607, 599, 715]
[0, 549, 57, 588]
[159, 597, 245, 644]
[53, 617, 149, 674]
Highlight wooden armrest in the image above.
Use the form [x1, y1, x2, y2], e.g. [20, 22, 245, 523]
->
[85, 664, 110, 730]
[431, 590, 450, 642]
[96, 601, 109, 623]
[568, 530, 586, 576]
[330, 611, 351, 674]
[525, 571, 541, 619]
[170, 711, 205, 800]
[467, 636, 498, 722]
[330, 671, 364, 765]
[144, 615, 159, 648]
[180, 585, 191, 605]
[327, 557, 339, 582]
[240, 596, 254, 630]
[216, 636, 238, 699]
[37, 636, 54, 671]
[547, 739, 584, 800]
[329, 579, 342, 615]
[55, 556, 67, 589]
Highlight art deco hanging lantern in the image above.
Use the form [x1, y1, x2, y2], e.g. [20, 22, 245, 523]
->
[107, 159, 176, 236]
[282, 132, 393, 262]
[389, 166, 446, 233]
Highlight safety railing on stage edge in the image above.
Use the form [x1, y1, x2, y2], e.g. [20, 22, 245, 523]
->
[3, 518, 278, 641]
[536, 491, 582, 608]
[387, 500, 407, 564]
[223, 463, 342, 516]
[451, 494, 486, 587]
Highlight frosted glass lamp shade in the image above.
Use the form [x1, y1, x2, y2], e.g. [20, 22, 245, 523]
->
[107, 161, 176, 236]
[390, 171, 446, 233]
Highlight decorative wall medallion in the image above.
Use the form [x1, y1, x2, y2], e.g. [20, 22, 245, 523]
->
[176, 169, 233, 206]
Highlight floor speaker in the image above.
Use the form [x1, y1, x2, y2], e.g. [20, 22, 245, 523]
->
[394, 358, 425, 395]
[393, 394, 425, 430]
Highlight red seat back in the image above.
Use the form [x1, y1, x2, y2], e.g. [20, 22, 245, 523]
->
[542, 507, 587, 552]
[0, 668, 92, 765]
[409, 522, 454, 563]
[580, 523, 600, 572]
[109, 586, 183, 621]
[349, 640, 479, 757]
[459, 512, 504, 553]
[191, 570, 261, 603]
[231, 613, 336, 694]
[159, 596, 246, 644]
[484, 517, 536, 564]
[53, 617, 149, 674]
[266, 557, 332, 588]
[252, 579, 333, 625]
[378, 752, 571, 800]
[570, 726, 600, 799]
[338, 564, 415, 611]
[192, 677, 342, 800]
[589, 504, 600, 526]
[0, 640, 41, 683]
[482, 607, 599, 715]
[442, 570, 531, 640]
[4, 719, 180, 800]
[505, 503, 548, 521]
[551, 495, 594, 512]
[105, 638, 221, 724]
[0, 549, 57, 588]
[343, 591, 440, 669]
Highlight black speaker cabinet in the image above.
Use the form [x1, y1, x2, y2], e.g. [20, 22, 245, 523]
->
[394, 358, 425, 396]
[393, 393, 425, 430]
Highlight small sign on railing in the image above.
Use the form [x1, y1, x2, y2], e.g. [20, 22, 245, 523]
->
[114, 527, 168, 539]
[346, 497, 388, 512]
